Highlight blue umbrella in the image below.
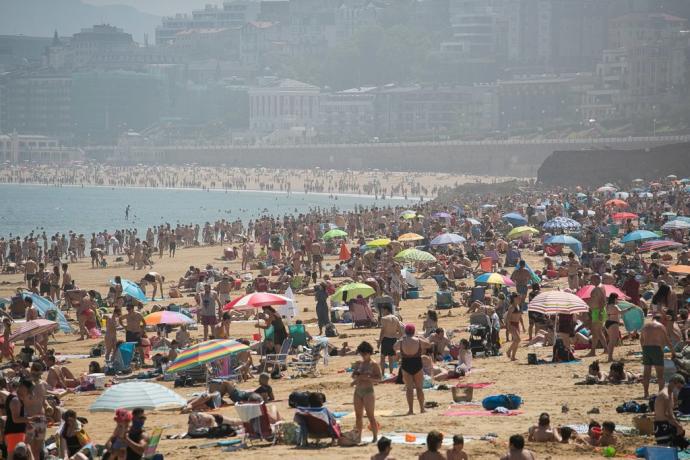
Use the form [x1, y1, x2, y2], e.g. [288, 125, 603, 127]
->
[110, 279, 148, 303]
[673, 216, 690, 224]
[620, 230, 659, 243]
[430, 233, 466, 246]
[90, 382, 186, 412]
[543, 217, 581, 231]
[502, 212, 527, 226]
[545, 235, 582, 256]
[20, 291, 72, 333]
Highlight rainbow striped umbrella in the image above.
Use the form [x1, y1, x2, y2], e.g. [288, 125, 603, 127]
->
[144, 311, 194, 326]
[167, 339, 249, 374]
[474, 272, 515, 287]
[528, 291, 589, 315]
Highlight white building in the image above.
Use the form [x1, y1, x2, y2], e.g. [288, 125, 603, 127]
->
[248, 78, 320, 133]
[0, 134, 84, 163]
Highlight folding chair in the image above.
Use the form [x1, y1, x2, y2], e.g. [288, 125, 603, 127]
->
[289, 339, 328, 378]
[234, 402, 276, 445]
[293, 407, 341, 447]
[262, 337, 292, 373]
[288, 324, 308, 348]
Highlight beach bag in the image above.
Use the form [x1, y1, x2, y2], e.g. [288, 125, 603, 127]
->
[276, 421, 301, 445]
[325, 323, 338, 338]
[482, 394, 522, 411]
[338, 430, 361, 447]
[288, 391, 311, 408]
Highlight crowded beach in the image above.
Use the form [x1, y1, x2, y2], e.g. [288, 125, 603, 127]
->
[0, 175, 689, 460]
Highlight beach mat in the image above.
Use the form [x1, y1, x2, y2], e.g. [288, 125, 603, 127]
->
[455, 382, 494, 389]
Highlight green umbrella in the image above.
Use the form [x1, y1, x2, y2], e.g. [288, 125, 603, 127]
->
[331, 282, 375, 302]
[322, 229, 348, 240]
[394, 248, 437, 263]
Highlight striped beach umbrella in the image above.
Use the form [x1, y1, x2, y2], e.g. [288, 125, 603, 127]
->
[144, 311, 194, 326]
[662, 220, 690, 231]
[90, 382, 186, 412]
[398, 232, 424, 242]
[167, 339, 250, 374]
[474, 272, 515, 287]
[528, 291, 589, 315]
[394, 248, 436, 263]
[9, 319, 58, 343]
[638, 240, 683, 252]
[223, 292, 290, 311]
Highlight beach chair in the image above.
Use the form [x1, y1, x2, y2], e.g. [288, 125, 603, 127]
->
[289, 340, 328, 378]
[208, 355, 242, 382]
[468, 286, 486, 305]
[435, 290, 454, 310]
[262, 337, 292, 373]
[293, 407, 341, 447]
[349, 301, 376, 328]
[234, 402, 276, 445]
[288, 324, 308, 348]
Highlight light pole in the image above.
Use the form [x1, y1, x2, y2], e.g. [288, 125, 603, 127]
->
[653, 118, 656, 137]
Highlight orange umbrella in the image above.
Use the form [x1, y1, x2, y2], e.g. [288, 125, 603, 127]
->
[668, 265, 690, 275]
[605, 199, 628, 208]
[339, 242, 351, 261]
[612, 212, 638, 220]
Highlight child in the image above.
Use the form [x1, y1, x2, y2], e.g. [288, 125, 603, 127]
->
[109, 408, 132, 460]
[1, 317, 14, 362]
[599, 421, 617, 447]
[255, 372, 274, 402]
[371, 437, 394, 460]
[419, 431, 445, 460]
[447, 435, 468, 460]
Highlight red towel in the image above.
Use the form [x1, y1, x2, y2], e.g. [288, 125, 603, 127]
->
[454, 382, 494, 389]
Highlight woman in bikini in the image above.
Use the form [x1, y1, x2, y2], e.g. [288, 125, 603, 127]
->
[395, 324, 429, 415]
[604, 293, 621, 362]
[506, 293, 524, 362]
[351, 341, 381, 442]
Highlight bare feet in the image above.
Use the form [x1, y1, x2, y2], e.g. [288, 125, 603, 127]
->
[406, 411, 414, 416]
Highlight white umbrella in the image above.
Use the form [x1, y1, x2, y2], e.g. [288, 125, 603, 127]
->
[89, 382, 186, 412]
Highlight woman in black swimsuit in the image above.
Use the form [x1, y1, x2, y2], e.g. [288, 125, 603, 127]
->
[605, 293, 621, 363]
[256, 306, 287, 353]
[395, 324, 429, 415]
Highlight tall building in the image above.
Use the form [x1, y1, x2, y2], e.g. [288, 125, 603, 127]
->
[71, 24, 137, 67]
[445, 0, 504, 59]
[248, 77, 320, 132]
[319, 86, 376, 142]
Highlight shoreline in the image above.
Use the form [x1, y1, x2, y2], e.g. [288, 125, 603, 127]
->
[0, 181, 419, 201]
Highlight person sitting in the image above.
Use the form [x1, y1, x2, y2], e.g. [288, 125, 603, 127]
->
[455, 339, 472, 375]
[419, 430, 445, 460]
[500, 434, 536, 460]
[254, 373, 274, 402]
[586, 361, 607, 384]
[558, 426, 578, 444]
[435, 282, 457, 309]
[421, 355, 449, 381]
[422, 311, 439, 338]
[607, 361, 640, 384]
[45, 355, 79, 391]
[528, 412, 561, 442]
[446, 434, 468, 460]
[599, 421, 617, 447]
[428, 328, 451, 361]
[371, 436, 395, 460]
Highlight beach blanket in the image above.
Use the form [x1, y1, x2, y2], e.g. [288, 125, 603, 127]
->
[455, 382, 494, 389]
[361, 432, 466, 446]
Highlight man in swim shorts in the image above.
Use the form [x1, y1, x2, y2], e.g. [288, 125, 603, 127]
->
[654, 374, 688, 448]
[641, 314, 675, 398]
[378, 304, 402, 372]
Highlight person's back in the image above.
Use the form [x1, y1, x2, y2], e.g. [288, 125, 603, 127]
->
[420, 431, 445, 460]
[501, 434, 536, 460]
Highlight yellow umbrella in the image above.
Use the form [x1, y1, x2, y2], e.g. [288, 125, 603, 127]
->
[398, 233, 424, 242]
[507, 226, 540, 240]
[367, 238, 391, 247]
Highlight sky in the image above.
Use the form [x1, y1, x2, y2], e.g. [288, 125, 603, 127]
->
[81, 0, 215, 16]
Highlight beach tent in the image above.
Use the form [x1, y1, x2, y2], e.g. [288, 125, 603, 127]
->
[21, 291, 72, 333]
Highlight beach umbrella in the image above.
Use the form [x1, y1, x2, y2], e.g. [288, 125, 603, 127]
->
[430, 233, 466, 246]
[481, 204, 497, 209]
[432, 212, 451, 219]
[681, 178, 690, 184]
[9, 319, 58, 343]
[632, 178, 644, 183]
[668, 265, 690, 275]
[166, 339, 250, 374]
[474, 272, 515, 287]
[90, 382, 187, 412]
[612, 212, 638, 220]
[638, 192, 653, 198]
[110, 279, 148, 303]
[528, 291, 589, 315]
[398, 232, 424, 242]
[20, 291, 71, 333]
[507, 226, 539, 240]
[605, 199, 628, 208]
[668, 174, 678, 180]
[400, 210, 416, 218]
[576, 285, 629, 301]
[638, 240, 683, 252]
[674, 217, 690, 224]
[544, 235, 582, 256]
[620, 230, 659, 243]
[394, 248, 436, 263]
[144, 311, 194, 326]
[223, 292, 290, 311]
[322, 229, 348, 240]
[597, 186, 617, 193]
[543, 217, 581, 231]
[366, 238, 391, 247]
[662, 212, 677, 218]
[331, 282, 375, 302]
[502, 212, 528, 226]
[464, 218, 481, 225]
[662, 220, 690, 230]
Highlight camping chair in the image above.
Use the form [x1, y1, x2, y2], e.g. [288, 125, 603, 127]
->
[468, 286, 486, 306]
[288, 324, 308, 348]
[208, 355, 242, 382]
[293, 407, 341, 447]
[479, 257, 493, 273]
[430, 274, 450, 289]
[435, 290, 454, 310]
[262, 337, 292, 373]
[234, 402, 277, 445]
[289, 339, 328, 378]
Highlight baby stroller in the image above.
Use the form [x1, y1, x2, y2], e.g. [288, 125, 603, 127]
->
[468, 313, 500, 357]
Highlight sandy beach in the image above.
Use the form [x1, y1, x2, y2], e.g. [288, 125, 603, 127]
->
[0, 244, 649, 460]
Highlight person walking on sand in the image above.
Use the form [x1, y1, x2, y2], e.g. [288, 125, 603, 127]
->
[352, 341, 382, 443]
[506, 293, 524, 362]
[197, 283, 221, 341]
[395, 324, 429, 415]
[641, 314, 675, 398]
[605, 293, 622, 362]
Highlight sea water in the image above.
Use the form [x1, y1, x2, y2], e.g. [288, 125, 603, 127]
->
[0, 184, 411, 237]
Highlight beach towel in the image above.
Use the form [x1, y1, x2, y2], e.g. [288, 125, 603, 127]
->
[361, 432, 461, 446]
[455, 382, 494, 389]
[442, 409, 524, 417]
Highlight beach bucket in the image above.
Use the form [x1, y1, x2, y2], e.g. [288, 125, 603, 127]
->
[252, 333, 261, 341]
[88, 373, 106, 390]
[405, 433, 416, 443]
[452, 386, 473, 403]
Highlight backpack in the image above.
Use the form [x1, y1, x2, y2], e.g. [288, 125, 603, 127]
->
[325, 323, 338, 338]
[482, 394, 522, 410]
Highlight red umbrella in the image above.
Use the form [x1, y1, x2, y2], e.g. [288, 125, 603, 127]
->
[223, 292, 290, 311]
[605, 199, 628, 208]
[576, 284, 629, 301]
[612, 212, 638, 220]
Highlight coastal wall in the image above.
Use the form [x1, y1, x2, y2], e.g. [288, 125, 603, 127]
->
[537, 142, 690, 186]
[86, 135, 689, 177]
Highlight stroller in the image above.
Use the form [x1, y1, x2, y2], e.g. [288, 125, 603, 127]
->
[349, 300, 376, 328]
[468, 313, 500, 357]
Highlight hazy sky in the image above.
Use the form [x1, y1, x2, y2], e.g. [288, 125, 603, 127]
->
[81, 0, 214, 16]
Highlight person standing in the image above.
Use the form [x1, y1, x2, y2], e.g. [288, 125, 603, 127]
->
[395, 324, 429, 416]
[605, 294, 622, 363]
[25, 363, 50, 460]
[641, 314, 675, 398]
[105, 307, 121, 362]
[506, 293, 525, 362]
[378, 304, 402, 372]
[197, 284, 221, 341]
[351, 341, 381, 443]
[566, 252, 581, 290]
[585, 274, 608, 358]
[315, 283, 330, 336]
[6, 379, 36, 460]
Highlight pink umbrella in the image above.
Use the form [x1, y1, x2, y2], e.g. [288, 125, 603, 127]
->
[528, 291, 589, 315]
[9, 319, 58, 343]
[223, 292, 290, 311]
[576, 284, 629, 301]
